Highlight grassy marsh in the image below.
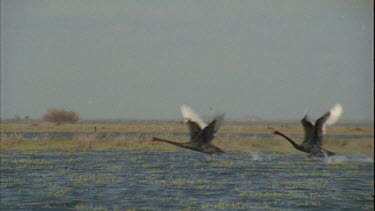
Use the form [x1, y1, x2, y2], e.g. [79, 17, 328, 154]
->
[1, 121, 373, 134]
[0, 122, 373, 209]
[1, 122, 373, 154]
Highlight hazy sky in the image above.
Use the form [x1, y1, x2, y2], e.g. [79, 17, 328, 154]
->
[1, 0, 373, 121]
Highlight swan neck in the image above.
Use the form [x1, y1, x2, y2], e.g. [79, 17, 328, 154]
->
[276, 132, 301, 149]
[153, 137, 181, 147]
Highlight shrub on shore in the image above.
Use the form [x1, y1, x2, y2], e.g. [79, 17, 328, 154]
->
[42, 109, 79, 124]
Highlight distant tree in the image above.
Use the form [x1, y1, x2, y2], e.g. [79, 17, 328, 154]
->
[42, 108, 79, 123]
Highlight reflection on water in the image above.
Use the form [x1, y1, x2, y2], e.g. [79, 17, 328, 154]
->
[1, 150, 373, 210]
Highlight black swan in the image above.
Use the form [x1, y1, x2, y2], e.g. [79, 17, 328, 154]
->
[272, 104, 343, 157]
[148, 105, 225, 155]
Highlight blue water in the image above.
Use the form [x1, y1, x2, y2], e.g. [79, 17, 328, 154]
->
[1, 150, 373, 210]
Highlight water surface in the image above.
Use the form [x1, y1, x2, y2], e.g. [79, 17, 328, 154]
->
[1, 150, 373, 210]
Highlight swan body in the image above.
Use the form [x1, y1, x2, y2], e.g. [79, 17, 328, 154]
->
[148, 105, 225, 155]
[272, 104, 343, 157]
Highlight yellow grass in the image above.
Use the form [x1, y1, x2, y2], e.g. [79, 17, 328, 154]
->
[1, 122, 373, 134]
[0, 122, 373, 154]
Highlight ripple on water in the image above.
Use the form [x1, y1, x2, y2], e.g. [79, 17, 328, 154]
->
[0, 150, 373, 210]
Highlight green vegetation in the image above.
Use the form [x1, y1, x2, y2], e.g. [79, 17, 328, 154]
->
[0, 134, 373, 154]
[0, 122, 373, 154]
[1, 122, 373, 134]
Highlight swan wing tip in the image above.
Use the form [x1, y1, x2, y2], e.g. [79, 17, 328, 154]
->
[326, 103, 343, 126]
[180, 104, 207, 128]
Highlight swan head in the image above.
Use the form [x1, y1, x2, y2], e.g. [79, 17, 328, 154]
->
[271, 130, 281, 135]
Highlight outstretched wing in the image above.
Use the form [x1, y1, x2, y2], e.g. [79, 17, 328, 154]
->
[301, 115, 314, 145]
[310, 104, 343, 146]
[195, 113, 225, 143]
[186, 120, 202, 141]
[323, 104, 343, 127]
[180, 105, 207, 129]
[211, 112, 225, 134]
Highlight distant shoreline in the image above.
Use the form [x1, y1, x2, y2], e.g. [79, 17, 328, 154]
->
[1, 122, 373, 154]
[1, 118, 373, 126]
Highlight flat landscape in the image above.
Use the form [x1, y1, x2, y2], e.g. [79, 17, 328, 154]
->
[1, 121, 374, 210]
